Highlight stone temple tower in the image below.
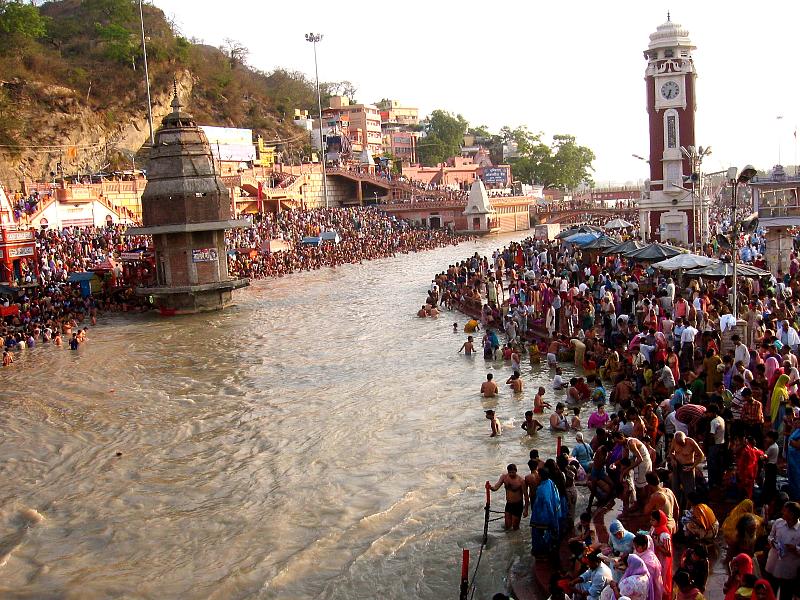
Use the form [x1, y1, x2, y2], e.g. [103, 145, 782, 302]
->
[127, 82, 249, 315]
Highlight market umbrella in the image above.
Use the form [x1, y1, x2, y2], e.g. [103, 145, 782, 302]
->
[624, 242, 683, 261]
[554, 224, 603, 239]
[685, 262, 771, 278]
[651, 254, 719, 271]
[563, 232, 600, 246]
[603, 239, 645, 255]
[582, 234, 621, 250]
[604, 218, 635, 229]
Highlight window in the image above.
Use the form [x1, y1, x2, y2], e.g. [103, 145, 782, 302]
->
[664, 49, 674, 58]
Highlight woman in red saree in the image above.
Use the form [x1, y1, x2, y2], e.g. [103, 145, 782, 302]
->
[736, 436, 765, 499]
[649, 510, 672, 600]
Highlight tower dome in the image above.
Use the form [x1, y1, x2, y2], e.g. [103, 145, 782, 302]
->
[648, 15, 694, 50]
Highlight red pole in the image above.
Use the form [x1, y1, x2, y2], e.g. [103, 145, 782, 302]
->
[557, 435, 562, 456]
[483, 481, 491, 545]
[459, 548, 470, 600]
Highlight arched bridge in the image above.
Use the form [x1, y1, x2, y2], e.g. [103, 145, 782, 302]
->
[535, 206, 638, 224]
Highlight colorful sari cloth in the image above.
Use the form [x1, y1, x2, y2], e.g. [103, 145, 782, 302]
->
[751, 579, 776, 600]
[650, 510, 672, 600]
[788, 426, 800, 500]
[724, 554, 753, 600]
[769, 374, 789, 425]
[737, 442, 764, 499]
[635, 534, 663, 600]
[609, 520, 636, 555]
[620, 554, 655, 600]
[530, 478, 561, 555]
[721, 500, 763, 544]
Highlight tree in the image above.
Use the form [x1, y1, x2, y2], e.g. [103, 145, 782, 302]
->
[95, 22, 136, 65]
[0, 0, 47, 53]
[323, 80, 357, 103]
[80, 0, 135, 24]
[549, 134, 595, 189]
[507, 132, 594, 190]
[222, 38, 248, 69]
[417, 109, 468, 166]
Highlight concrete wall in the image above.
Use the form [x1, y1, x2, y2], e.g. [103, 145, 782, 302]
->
[302, 173, 357, 208]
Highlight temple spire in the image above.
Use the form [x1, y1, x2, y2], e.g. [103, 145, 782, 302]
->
[667, 11, 671, 21]
[170, 78, 182, 113]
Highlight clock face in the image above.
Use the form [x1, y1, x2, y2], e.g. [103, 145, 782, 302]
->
[661, 81, 680, 100]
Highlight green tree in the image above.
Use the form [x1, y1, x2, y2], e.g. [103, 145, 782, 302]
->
[0, 0, 48, 54]
[95, 22, 136, 65]
[507, 132, 594, 190]
[549, 134, 595, 189]
[81, 0, 135, 24]
[417, 109, 468, 166]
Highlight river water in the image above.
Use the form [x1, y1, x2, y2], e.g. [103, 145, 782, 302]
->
[0, 233, 581, 600]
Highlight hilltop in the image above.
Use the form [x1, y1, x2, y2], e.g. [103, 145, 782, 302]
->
[0, 0, 322, 185]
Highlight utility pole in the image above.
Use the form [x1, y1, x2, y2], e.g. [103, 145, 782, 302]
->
[139, 0, 154, 147]
[305, 33, 329, 208]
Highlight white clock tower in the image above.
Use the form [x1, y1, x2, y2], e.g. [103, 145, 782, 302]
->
[639, 15, 704, 244]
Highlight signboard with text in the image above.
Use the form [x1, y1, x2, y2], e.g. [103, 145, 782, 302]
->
[8, 246, 34, 258]
[192, 248, 218, 263]
[482, 167, 508, 185]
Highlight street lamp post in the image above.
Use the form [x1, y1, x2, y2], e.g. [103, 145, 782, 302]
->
[727, 164, 757, 319]
[305, 33, 329, 208]
[138, 0, 154, 147]
[680, 145, 712, 252]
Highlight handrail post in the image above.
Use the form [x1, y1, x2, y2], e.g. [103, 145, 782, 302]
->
[483, 481, 491, 545]
[459, 548, 470, 600]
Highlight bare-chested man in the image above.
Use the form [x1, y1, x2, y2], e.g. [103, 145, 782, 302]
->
[668, 431, 705, 505]
[490, 463, 529, 530]
[506, 371, 524, 393]
[613, 431, 652, 510]
[642, 471, 678, 533]
[481, 373, 499, 397]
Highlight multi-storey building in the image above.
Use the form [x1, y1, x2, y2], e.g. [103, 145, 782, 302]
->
[322, 96, 383, 156]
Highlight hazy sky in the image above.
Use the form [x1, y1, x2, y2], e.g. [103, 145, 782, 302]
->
[153, 0, 800, 185]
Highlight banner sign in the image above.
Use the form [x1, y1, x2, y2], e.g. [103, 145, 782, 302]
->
[192, 248, 218, 263]
[8, 246, 34, 258]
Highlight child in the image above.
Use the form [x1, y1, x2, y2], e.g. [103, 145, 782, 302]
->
[458, 336, 475, 356]
[619, 457, 636, 511]
[534, 386, 551, 414]
[521, 410, 544, 436]
[570, 407, 582, 431]
[453, 322, 459, 333]
[486, 410, 502, 437]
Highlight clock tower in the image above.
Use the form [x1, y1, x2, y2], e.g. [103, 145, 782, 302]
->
[639, 15, 701, 244]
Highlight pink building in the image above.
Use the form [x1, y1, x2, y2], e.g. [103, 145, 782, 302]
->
[322, 96, 382, 156]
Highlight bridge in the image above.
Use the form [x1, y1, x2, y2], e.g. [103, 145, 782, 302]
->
[533, 205, 638, 224]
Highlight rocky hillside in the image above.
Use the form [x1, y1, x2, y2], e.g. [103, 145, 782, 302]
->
[0, 0, 322, 186]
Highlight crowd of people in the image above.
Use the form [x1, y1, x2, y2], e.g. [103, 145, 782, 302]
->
[225, 207, 463, 279]
[426, 231, 800, 600]
[1, 207, 463, 367]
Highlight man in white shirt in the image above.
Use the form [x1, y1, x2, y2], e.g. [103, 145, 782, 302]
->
[732, 334, 750, 366]
[571, 552, 613, 600]
[706, 404, 726, 487]
[765, 502, 800, 600]
[680, 323, 698, 371]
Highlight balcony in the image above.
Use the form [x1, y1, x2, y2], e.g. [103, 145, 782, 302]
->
[758, 204, 800, 219]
